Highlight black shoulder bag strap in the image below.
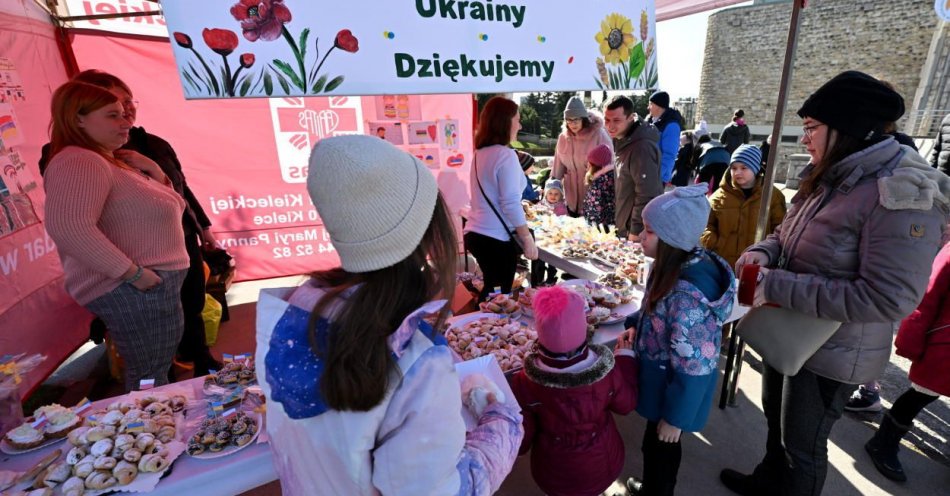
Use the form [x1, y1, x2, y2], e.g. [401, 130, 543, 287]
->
[473, 154, 530, 250]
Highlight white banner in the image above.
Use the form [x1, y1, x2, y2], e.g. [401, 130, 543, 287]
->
[160, 0, 658, 99]
[63, 0, 168, 37]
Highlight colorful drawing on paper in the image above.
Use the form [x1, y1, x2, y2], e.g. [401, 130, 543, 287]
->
[0, 104, 23, 148]
[0, 151, 40, 234]
[411, 148, 439, 169]
[375, 95, 421, 121]
[445, 153, 465, 168]
[439, 120, 460, 149]
[368, 121, 404, 145]
[407, 121, 438, 145]
[592, 10, 657, 90]
[170, 2, 360, 97]
[0, 59, 26, 104]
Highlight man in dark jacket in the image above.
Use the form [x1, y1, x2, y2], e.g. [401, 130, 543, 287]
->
[40, 70, 222, 377]
[646, 91, 682, 184]
[603, 95, 663, 241]
[696, 139, 732, 194]
[931, 112, 950, 175]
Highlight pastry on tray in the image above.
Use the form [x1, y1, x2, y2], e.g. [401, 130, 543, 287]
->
[44, 410, 82, 438]
[479, 293, 521, 315]
[4, 423, 46, 450]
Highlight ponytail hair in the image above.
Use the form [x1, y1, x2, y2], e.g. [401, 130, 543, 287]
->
[645, 239, 691, 313]
[308, 194, 458, 411]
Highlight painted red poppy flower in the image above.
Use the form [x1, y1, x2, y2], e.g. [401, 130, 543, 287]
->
[203, 28, 240, 56]
[173, 32, 192, 49]
[230, 0, 292, 42]
[334, 29, 359, 53]
[240, 53, 256, 68]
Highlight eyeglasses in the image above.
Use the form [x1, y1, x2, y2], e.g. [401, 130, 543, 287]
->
[802, 123, 824, 139]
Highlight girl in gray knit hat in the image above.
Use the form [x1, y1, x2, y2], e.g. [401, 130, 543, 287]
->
[622, 184, 738, 496]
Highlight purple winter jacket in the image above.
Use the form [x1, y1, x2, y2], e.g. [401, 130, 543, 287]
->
[748, 139, 950, 383]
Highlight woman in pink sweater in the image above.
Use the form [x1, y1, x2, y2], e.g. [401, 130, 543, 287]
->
[43, 81, 189, 391]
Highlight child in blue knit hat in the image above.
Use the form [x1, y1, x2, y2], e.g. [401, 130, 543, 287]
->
[623, 184, 737, 495]
[700, 144, 788, 269]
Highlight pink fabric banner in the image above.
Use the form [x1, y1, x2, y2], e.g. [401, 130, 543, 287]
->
[0, 11, 90, 394]
[69, 34, 474, 281]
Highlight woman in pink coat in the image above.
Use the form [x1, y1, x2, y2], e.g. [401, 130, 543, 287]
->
[552, 97, 613, 216]
[864, 241, 950, 483]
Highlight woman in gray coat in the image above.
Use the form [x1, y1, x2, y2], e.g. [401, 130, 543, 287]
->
[720, 71, 950, 496]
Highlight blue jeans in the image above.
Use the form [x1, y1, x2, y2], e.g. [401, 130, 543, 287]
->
[751, 364, 852, 496]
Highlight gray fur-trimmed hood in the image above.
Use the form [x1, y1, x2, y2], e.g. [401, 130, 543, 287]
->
[523, 344, 615, 389]
[878, 145, 950, 213]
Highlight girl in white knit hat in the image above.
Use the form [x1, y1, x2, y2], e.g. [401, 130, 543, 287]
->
[255, 135, 523, 495]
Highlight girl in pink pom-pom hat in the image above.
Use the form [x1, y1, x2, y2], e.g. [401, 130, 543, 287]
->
[510, 285, 638, 496]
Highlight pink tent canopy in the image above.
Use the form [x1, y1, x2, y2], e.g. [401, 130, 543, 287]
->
[657, 0, 749, 21]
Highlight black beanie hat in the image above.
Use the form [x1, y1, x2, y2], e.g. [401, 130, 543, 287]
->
[797, 71, 904, 141]
[515, 150, 536, 171]
[649, 91, 670, 109]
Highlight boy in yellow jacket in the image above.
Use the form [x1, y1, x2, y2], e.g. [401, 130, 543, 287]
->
[701, 145, 787, 270]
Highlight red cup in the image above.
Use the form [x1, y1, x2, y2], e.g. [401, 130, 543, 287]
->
[738, 264, 760, 306]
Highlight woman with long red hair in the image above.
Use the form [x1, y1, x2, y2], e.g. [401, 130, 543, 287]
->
[464, 96, 538, 301]
[44, 81, 189, 392]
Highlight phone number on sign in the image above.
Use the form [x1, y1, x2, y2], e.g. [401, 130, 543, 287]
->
[272, 243, 336, 259]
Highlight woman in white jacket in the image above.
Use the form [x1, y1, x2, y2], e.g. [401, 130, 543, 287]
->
[551, 96, 613, 216]
[256, 135, 524, 495]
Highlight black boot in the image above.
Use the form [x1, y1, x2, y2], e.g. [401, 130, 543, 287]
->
[865, 411, 910, 482]
[719, 469, 758, 496]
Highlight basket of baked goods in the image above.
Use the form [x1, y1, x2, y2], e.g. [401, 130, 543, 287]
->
[445, 314, 538, 373]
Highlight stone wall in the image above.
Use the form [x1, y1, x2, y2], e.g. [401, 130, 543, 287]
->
[697, 0, 938, 132]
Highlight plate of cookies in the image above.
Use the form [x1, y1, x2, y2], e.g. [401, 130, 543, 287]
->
[186, 410, 261, 459]
[202, 358, 257, 396]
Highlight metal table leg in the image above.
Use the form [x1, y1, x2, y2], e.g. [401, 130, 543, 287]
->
[727, 339, 745, 407]
[719, 322, 739, 409]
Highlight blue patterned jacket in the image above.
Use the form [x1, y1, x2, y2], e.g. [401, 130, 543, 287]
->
[633, 249, 736, 431]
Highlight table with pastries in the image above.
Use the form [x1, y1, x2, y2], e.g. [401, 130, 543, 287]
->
[505, 211, 749, 400]
[1, 368, 280, 496]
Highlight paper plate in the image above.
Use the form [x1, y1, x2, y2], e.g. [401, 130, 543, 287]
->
[0, 435, 67, 455]
[599, 312, 627, 326]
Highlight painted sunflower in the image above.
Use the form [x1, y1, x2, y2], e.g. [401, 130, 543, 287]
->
[595, 13, 635, 65]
